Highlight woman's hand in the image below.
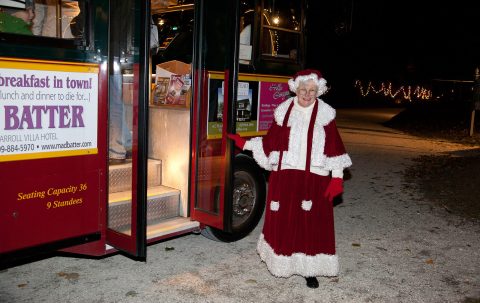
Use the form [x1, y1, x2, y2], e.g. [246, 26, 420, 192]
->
[324, 178, 343, 202]
[227, 133, 246, 150]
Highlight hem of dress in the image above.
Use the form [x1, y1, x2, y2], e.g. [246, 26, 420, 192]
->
[256, 233, 339, 278]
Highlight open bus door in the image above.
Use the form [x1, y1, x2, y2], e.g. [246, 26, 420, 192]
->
[187, 0, 267, 241]
[103, 0, 150, 258]
[188, 0, 238, 237]
[150, 0, 241, 240]
[151, 0, 268, 242]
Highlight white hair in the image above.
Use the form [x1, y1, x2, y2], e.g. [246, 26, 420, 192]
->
[288, 73, 328, 97]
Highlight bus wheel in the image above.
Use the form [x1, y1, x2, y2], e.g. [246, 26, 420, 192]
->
[201, 155, 266, 242]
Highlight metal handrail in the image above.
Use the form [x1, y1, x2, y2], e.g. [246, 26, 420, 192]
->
[151, 4, 194, 15]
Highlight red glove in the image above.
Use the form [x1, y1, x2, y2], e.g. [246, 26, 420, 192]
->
[324, 178, 343, 202]
[227, 133, 246, 150]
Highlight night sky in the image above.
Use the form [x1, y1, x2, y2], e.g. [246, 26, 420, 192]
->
[307, 1, 480, 85]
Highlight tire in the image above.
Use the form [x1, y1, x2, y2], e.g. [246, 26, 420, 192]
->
[201, 154, 266, 242]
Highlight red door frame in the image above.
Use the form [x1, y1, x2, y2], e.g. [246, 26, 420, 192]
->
[104, 0, 150, 258]
[189, 0, 240, 232]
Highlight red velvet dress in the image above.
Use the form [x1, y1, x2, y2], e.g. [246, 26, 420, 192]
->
[245, 97, 351, 277]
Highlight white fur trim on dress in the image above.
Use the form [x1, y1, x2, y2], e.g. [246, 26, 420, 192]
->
[282, 102, 308, 166]
[331, 169, 344, 179]
[272, 97, 351, 171]
[244, 137, 279, 171]
[301, 200, 312, 211]
[273, 97, 294, 127]
[274, 97, 335, 129]
[310, 100, 336, 168]
[257, 233, 339, 277]
[324, 153, 352, 171]
[288, 74, 328, 97]
[270, 201, 280, 211]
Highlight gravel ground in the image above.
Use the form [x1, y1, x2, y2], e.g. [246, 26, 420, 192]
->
[386, 103, 480, 222]
[0, 107, 479, 303]
[404, 153, 480, 222]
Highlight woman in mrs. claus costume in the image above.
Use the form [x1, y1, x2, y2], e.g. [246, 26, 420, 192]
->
[228, 69, 352, 288]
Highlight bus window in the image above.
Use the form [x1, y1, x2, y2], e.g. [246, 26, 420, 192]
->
[260, 0, 301, 61]
[32, 0, 82, 38]
[0, 0, 36, 35]
[239, 0, 254, 65]
[0, 0, 85, 40]
[151, 1, 194, 66]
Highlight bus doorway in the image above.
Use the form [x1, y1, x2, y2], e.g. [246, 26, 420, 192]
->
[143, 0, 270, 243]
[106, 0, 198, 248]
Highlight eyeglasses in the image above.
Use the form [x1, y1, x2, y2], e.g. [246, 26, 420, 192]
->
[297, 88, 317, 96]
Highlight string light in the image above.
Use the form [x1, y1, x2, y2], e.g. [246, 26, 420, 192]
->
[274, 31, 279, 55]
[354, 80, 433, 102]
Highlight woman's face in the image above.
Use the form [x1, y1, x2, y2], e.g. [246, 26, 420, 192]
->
[12, 8, 35, 24]
[296, 79, 318, 107]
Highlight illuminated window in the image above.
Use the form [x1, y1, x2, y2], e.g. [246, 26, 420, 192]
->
[261, 0, 301, 61]
[0, 0, 85, 39]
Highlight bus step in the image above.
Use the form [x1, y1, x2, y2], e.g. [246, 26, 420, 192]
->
[108, 185, 180, 230]
[146, 217, 200, 240]
[109, 159, 162, 193]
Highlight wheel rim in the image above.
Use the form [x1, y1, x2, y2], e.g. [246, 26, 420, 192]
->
[232, 170, 257, 229]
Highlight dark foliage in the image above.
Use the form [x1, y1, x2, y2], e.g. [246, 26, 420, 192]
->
[384, 102, 480, 146]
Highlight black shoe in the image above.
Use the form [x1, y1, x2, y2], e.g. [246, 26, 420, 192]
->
[306, 277, 319, 288]
[109, 158, 126, 165]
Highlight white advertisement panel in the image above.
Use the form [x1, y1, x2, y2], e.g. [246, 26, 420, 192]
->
[0, 59, 99, 162]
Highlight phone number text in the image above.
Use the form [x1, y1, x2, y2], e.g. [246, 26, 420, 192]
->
[0, 144, 35, 153]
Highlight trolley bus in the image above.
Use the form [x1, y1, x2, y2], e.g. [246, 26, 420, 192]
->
[0, 0, 307, 264]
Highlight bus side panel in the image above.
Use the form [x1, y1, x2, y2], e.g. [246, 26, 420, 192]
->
[0, 60, 108, 256]
[0, 169, 102, 253]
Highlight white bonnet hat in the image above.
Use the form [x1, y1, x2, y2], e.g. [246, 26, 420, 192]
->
[288, 69, 328, 97]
